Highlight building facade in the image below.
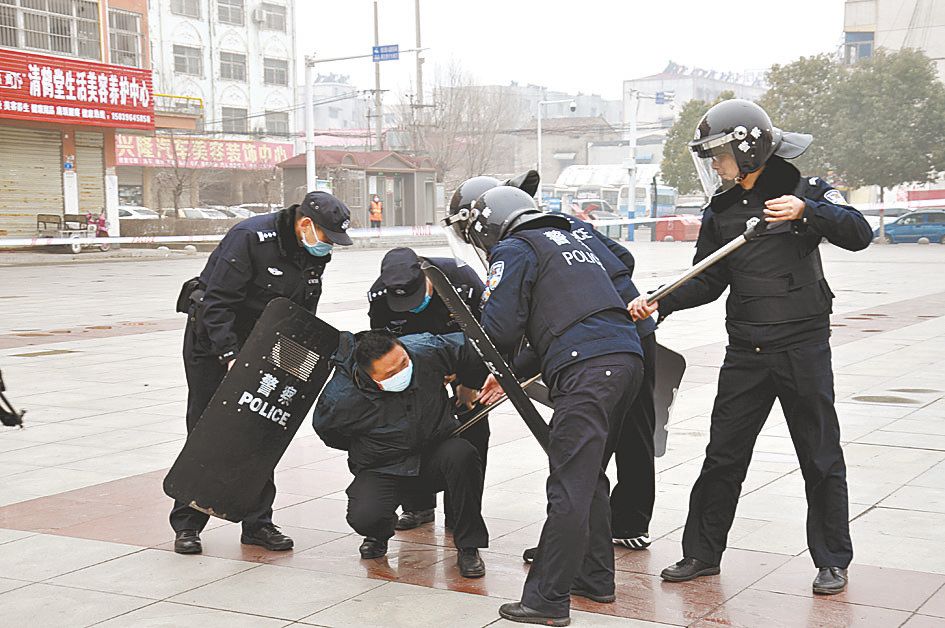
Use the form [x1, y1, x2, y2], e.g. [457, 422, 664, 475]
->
[844, 0, 945, 78]
[0, 0, 153, 237]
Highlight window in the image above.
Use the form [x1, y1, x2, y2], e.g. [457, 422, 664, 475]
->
[171, 0, 200, 18]
[222, 107, 248, 133]
[263, 57, 287, 86]
[218, 0, 243, 25]
[265, 110, 288, 135]
[328, 106, 340, 119]
[173, 44, 202, 76]
[843, 31, 873, 65]
[108, 9, 142, 67]
[260, 2, 285, 31]
[2, 0, 99, 59]
[220, 51, 246, 81]
[928, 213, 945, 225]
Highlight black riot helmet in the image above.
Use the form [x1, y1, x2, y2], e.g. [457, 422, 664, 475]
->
[466, 186, 569, 255]
[689, 99, 812, 198]
[444, 171, 542, 244]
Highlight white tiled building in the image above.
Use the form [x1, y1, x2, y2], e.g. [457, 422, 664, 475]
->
[149, 0, 297, 139]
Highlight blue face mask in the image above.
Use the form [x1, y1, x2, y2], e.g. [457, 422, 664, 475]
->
[409, 292, 432, 313]
[302, 222, 333, 257]
[376, 358, 413, 392]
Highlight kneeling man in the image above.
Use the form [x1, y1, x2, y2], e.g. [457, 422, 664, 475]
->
[312, 329, 490, 578]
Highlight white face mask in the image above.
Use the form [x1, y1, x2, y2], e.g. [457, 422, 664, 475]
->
[375, 358, 413, 392]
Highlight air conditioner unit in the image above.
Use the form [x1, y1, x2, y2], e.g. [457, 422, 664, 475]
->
[252, 9, 265, 23]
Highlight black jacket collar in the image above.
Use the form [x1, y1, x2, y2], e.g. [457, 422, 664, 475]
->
[712, 156, 801, 213]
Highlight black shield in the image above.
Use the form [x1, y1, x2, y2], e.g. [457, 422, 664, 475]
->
[164, 298, 339, 522]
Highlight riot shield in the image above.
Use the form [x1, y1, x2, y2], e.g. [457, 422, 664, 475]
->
[164, 298, 339, 522]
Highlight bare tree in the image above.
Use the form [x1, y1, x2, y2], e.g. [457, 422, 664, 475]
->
[396, 62, 519, 190]
[151, 130, 205, 211]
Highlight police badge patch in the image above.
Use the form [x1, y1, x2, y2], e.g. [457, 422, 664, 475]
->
[824, 189, 846, 205]
[487, 261, 504, 291]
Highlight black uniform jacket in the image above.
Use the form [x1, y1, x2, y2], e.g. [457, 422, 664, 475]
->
[658, 157, 873, 352]
[367, 257, 484, 335]
[311, 332, 488, 477]
[195, 209, 329, 362]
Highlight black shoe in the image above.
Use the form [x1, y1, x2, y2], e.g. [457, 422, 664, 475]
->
[394, 509, 434, 531]
[240, 523, 293, 551]
[457, 547, 486, 578]
[523, 546, 537, 564]
[570, 587, 616, 603]
[174, 529, 202, 554]
[359, 536, 388, 559]
[498, 602, 570, 626]
[813, 566, 848, 595]
[660, 557, 720, 582]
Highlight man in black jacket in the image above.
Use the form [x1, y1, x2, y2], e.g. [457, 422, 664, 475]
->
[367, 247, 487, 532]
[171, 191, 352, 555]
[630, 100, 872, 595]
[311, 330, 490, 578]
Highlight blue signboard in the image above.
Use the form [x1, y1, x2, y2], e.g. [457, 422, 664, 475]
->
[372, 45, 399, 62]
[545, 198, 562, 211]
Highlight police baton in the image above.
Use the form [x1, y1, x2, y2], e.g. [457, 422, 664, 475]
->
[646, 217, 768, 304]
[452, 374, 543, 437]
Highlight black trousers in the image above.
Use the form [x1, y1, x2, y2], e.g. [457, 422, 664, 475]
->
[346, 437, 489, 549]
[401, 415, 489, 522]
[523, 353, 643, 616]
[681, 342, 853, 568]
[610, 332, 657, 537]
[169, 317, 275, 534]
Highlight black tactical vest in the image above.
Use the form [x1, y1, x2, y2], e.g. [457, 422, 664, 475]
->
[511, 227, 627, 357]
[713, 181, 832, 324]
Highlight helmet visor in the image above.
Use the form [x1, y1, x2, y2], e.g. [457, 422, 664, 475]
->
[443, 220, 488, 279]
[691, 142, 740, 198]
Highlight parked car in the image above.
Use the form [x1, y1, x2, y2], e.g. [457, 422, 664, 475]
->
[118, 205, 159, 219]
[860, 207, 911, 231]
[201, 208, 230, 219]
[873, 210, 945, 244]
[567, 199, 623, 239]
[221, 206, 253, 219]
[238, 203, 277, 214]
[158, 207, 219, 219]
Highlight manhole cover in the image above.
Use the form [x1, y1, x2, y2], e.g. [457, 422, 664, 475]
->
[852, 395, 920, 404]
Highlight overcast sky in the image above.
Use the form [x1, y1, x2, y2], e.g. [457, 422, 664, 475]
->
[295, 0, 847, 102]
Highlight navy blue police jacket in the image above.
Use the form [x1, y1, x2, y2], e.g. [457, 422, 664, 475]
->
[367, 257, 485, 335]
[311, 332, 489, 476]
[657, 157, 873, 352]
[551, 212, 657, 340]
[196, 208, 330, 362]
[481, 225, 642, 384]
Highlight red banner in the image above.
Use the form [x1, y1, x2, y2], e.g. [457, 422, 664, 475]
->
[115, 134, 293, 170]
[0, 49, 154, 130]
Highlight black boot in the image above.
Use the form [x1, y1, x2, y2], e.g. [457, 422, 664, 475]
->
[660, 557, 720, 582]
[457, 548, 485, 578]
[498, 602, 570, 626]
[240, 523, 293, 551]
[394, 509, 434, 531]
[174, 529, 202, 554]
[359, 536, 388, 559]
[813, 567, 848, 595]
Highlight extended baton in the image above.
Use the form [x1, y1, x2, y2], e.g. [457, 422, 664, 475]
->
[451, 374, 543, 437]
[646, 217, 768, 304]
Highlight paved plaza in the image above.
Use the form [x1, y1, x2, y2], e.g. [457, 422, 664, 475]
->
[0, 237, 943, 627]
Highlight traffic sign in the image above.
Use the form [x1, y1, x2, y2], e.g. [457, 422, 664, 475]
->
[372, 45, 399, 62]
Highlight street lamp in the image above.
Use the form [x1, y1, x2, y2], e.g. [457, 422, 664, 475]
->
[537, 98, 576, 195]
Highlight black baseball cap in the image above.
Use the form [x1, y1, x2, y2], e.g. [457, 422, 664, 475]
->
[299, 191, 353, 246]
[379, 248, 427, 312]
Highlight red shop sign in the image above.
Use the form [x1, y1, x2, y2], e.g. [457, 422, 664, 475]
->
[0, 49, 154, 130]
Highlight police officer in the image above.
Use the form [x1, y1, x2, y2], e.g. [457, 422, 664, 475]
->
[367, 247, 487, 531]
[171, 191, 353, 555]
[630, 99, 872, 595]
[311, 329, 490, 579]
[458, 186, 644, 626]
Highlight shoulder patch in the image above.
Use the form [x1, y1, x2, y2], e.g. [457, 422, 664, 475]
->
[257, 230, 277, 242]
[487, 261, 504, 291]
[824, 189, 845, 205]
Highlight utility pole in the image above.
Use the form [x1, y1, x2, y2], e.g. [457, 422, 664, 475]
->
[415, 0, 423, 110]
[304, 56, 316, 192]
[373, 1, 383, 150]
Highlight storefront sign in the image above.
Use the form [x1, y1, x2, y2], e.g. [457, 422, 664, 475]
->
[0, 49, 154, 130]
[115, 135, 293, 170]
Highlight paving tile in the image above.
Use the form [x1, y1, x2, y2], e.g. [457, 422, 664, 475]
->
[901, 615, 945, 628]
[273, 466, 356, 499]
[752, 554, 945, 612]
[169, 563, 385, 621]
[299, 580, 507, 628]
[0, 583, 151, 627]
[152, 524, 349, 563]
[917, 583, 945, 618]
[691, 588, 910, 628]
[270, 496, 352, 534]
[49, 548, 256, 599]
[0, 533, 139, 580]
[51, 498, 178, 547]
[0, 528, 35, 544]
[94, 600, 294, 628]
[0, 577, 29, 595]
